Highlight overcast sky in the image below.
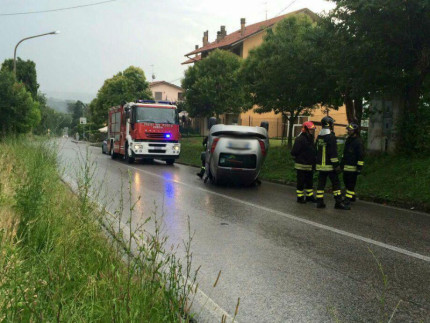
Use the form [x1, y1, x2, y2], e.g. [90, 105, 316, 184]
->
[0, 0, 335, 101]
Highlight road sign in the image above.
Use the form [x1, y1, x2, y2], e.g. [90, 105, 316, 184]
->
[79, 117, 87, 124]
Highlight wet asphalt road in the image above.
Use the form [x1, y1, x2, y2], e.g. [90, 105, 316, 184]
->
[58, 139, 430, 323]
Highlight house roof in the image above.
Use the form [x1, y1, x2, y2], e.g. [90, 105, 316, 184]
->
[185, 8, 318, 57]
[149, 81, 183, 91]
[181, 55, 202, 65]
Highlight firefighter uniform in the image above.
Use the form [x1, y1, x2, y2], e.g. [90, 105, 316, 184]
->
[197, 136, 208, 178]
[291, 131, 316, 203]
[342, 135, 364, 203]
[316, 128, 347, 209]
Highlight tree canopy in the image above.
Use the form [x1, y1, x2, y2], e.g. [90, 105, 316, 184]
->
[89, 66, 152, 126]
[240, 14, 326, 147]
[330, 0, 430, 113]
[34, 93, 71, 136]
[0, 70, 41, 135]
[181, 49, 245, 118]
[1, 58, 39, 100]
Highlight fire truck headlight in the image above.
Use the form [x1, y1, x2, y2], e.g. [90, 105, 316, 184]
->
[134, 144, 143, 150]
[173, 144, 180, 152]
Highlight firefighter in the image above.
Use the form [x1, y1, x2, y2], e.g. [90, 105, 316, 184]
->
[341, 123, 364, 207]
[196, 136, 208, 178]
[315, 116, 349, 210]
[291, 121, 317, 203]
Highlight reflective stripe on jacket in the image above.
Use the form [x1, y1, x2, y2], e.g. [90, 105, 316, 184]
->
[316, 131, 338, 172]
[291, 132, 316, 171]
[342, 136, 364, 172]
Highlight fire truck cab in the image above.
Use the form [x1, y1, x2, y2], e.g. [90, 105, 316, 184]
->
[108, 100, 181, 164]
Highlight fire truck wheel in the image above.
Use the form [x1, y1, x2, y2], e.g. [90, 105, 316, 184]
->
[166, 159, 175, 165]
[125, 146, 135, 164]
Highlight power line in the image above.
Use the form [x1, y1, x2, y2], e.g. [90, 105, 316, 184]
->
[276, 0, 298, 17]
[0, 0, 118, 16]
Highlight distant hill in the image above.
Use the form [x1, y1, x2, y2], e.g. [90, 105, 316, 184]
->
[46, 97, 74, 113]
[42, 90, 96, 113]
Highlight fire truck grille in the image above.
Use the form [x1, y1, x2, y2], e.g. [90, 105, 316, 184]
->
[146, 133, 168, 139]
[148, 149, 166, 153]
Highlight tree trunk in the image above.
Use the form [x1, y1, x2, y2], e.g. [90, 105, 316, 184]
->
[287, 113, 296, 149]
[344, 95, 355, 124]
[281, 112, 286, 144]
[405, 79, 423, 114]
[353, 98, 363, 129]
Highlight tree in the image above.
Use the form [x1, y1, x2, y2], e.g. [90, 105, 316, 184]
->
[33, 93, 71, 136]
[315, 17, 371, 126]
[67, 100, 85, 134]
[0, 70, 40, 135]
[90, 66, 152, 126]
[240, 15, 326, 148]
[1, 58, 39, 99]
[330, 0, 430, 139]
[181, 49, 245, 118]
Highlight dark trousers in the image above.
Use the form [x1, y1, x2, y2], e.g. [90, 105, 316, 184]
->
[317, 171, 342, 201]
[343, 171, 358, 200]
[296, 170, 314, 198]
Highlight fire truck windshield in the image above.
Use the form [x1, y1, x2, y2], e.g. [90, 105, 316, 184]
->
[135, 107, 178, 124]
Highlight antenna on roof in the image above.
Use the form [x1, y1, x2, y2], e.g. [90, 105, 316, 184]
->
[264, 1, 268, 20]
[150, 64, 156, 80]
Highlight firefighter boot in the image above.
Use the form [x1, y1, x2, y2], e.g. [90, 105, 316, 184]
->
[334, 197, 350, 210]
[297, 196, 306, 204]
[196, 167, 205, 178]
[305, 195, 317, 203]
[343, 198, 352, 209]
[316, 198, 326, 209]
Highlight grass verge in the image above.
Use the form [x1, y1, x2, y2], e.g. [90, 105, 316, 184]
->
[178, 136, 430, 212]
[0, 138, 197, 322]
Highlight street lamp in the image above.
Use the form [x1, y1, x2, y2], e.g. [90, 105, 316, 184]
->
[13, 30, 60, 76]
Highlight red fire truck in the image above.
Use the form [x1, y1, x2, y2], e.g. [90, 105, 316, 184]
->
[107, 100, 181, 164]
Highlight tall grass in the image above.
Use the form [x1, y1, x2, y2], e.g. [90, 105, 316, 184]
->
[0, 138, 199, 322]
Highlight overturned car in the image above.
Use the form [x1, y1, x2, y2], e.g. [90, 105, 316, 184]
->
[203, 119, 269, 186]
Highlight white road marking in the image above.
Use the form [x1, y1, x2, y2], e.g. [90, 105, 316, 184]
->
[122, 164, 430, 263]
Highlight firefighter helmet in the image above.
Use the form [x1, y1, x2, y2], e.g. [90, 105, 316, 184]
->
[321, 116, 334, 128]
[301, 121, 316, 133]
[346, 122, 359, 134]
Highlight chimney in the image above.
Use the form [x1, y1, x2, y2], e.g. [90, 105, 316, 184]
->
[216, 31, 221, 42]
[217, 26, 226, 42]
[195, 45, 199, 57]
[240, 18, 246, 35]
[220, 25, 226, 38]
[202, 30, 208, 46]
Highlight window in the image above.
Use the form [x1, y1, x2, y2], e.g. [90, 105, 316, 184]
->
[155, 92, 162, 100]
[135, 107, 178, 124]
[178, 92, 183, 100]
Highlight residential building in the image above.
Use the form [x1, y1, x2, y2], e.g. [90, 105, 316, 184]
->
[183, 8, 349, 137]
[149, 81, 183, 102]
